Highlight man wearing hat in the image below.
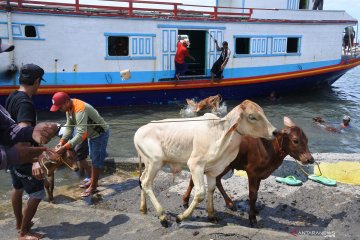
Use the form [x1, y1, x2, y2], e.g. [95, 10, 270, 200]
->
[50, 92, 109, 198]
[174, 36, 195, 82]
[5, 63, 46, 240]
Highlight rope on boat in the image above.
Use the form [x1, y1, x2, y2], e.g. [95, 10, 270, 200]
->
[58, 118, 225, 128]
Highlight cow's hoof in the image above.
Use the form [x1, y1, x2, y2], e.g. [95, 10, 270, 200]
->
[182, 202, 189, 209]
[208, 216, 219, 223]
[249, 217, 258, 227]
[139, 209, 147, 215]
[160, 219, 169, 228]
[175, 216, 182, 223]
[226, 204, 237, 211]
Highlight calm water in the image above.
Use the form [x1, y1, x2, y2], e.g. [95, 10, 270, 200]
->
[1, 66, 360, 197]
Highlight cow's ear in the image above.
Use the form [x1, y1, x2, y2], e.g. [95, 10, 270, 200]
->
[281, 128, 290, 135]
[225, 123, 239, 136]
[240, 103, 246, 111]
[284, 116, 296, 127]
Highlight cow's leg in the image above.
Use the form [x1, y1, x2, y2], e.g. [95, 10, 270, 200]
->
[216, 168, 236, 211]
[141, 163, 168, 227]
[206, 175, 217, 222]
[176, 166, 205, 222]
[140, 190, 147, 214]
[139, 164, 149, 214]
[182, 175, 194, 209]
[46, 174, 55, 203]
[248, 177, 261, 227]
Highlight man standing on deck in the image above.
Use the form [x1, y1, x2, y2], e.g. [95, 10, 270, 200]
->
[312, 0, 324, 10]
[50, 92, 109, 198]
[211, 40, 231, 83]
[5, 64, 47, 240]
[174, 37, 195, 82]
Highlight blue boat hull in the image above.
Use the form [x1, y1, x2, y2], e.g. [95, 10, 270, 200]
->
[0, 65, 353, 110]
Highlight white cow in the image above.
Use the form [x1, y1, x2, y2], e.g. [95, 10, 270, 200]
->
[134, 100, 277, 227]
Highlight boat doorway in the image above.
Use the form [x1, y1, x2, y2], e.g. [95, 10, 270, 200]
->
[299, 0, 309, 9]
[178, 30, 207, 77]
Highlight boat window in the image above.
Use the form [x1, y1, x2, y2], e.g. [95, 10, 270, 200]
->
[287, 37, 299, 53]
[108, 36, 129, 56]
[235, 38, 250, 54]
[24, 25, 37, 37]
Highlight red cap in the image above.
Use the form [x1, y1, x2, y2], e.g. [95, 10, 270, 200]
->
[50, 92, 70, 112]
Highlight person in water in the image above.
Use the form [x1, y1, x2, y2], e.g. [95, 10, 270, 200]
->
[340, 115, 351, 129]
[313, 115, 351, 133]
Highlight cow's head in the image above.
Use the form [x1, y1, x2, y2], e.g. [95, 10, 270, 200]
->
[281, 116, 314, 164]
[232, 100, 278, 140]
[40, 149, 79, 176]
[64, 150, 80, 172]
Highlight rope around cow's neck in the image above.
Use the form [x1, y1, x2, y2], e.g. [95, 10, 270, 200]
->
[39, 156, 50, 176]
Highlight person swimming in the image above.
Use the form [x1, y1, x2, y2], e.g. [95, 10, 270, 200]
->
[340, 115, 351, 129]
[313, 115, 351, 133]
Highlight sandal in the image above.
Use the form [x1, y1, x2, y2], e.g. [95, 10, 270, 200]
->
[81, 189, 99, 198]
[275, 176, 303, 186]
[79, 178, 91, 188]
[79, 182, 91, 189]
[308, 174, 337, 186]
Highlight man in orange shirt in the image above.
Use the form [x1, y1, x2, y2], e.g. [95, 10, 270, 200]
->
[174, 38, 195, 82]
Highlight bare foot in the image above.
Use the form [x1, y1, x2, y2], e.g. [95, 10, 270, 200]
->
[19, 231, 44, 240]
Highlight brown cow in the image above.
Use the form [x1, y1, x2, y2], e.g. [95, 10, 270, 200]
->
[183, 116, 314, 226]
[186, 94, 222, 113]
[39, 149, 79, 202]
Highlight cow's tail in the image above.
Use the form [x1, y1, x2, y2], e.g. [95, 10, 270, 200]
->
[138, 154, 143, 189]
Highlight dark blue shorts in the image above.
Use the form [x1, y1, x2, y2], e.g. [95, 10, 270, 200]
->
[10, 165, 45, 200]
[175, 61, 188, 77]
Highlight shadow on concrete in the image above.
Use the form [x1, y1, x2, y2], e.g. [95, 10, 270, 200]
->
[36, 214, 129, 240]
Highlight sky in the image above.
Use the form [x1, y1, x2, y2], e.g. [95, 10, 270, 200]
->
[326, 0, 360, 22]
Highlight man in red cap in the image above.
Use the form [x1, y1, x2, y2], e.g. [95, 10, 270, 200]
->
[50, 92, 109, 197]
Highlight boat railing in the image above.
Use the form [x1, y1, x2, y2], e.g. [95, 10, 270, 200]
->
[0, 0, 253, 21]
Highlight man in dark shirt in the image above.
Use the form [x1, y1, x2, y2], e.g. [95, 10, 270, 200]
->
[1, 38, 57, 169]
[5, 64, 47, 240]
